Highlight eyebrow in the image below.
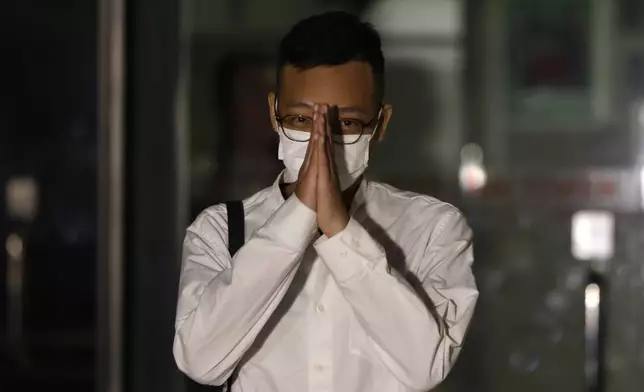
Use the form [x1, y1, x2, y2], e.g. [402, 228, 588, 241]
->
[286, 101, 369, 117]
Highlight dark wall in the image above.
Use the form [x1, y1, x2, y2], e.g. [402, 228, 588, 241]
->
[0, 1, 98, 390]
[125, 0, 186, 391]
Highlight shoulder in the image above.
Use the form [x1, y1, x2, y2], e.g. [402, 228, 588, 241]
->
[187, 185, 274, 244]
[367, 181, 469, 238]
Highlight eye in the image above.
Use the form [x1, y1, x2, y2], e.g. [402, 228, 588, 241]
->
[339, 119, 362, 134]
[283, 115, 312, 130]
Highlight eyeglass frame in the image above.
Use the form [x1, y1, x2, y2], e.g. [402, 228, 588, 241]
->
[273, 98, 383, 145]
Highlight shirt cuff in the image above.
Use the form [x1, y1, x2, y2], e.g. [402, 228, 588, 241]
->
[264, 194, 318, 251]
[314, 218, 387, 282]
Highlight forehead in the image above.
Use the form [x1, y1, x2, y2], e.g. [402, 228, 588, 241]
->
[279, 61, 374, 109]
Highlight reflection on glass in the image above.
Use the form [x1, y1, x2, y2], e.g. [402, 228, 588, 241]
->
[584, 282, 601, 390]
[571, 210, 615, 262]
[5, 233, 25, 362]
[619, 0, 644, 30]
[190, 53, 282, 217]
[459, 143, 487, 193]
[508, 0, 592, 129]
[5, 177, 39, 221]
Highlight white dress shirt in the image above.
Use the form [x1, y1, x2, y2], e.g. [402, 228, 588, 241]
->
[174, 173, 478, 392]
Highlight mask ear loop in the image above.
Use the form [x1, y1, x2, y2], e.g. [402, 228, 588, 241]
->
[273, 97, 280, 132]
[362, 107, 383, 167]
[371, 106, 384, 139]
[275, 97, 290, 162]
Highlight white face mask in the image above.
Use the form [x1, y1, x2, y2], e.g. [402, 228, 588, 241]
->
[278, 128, 372, 190]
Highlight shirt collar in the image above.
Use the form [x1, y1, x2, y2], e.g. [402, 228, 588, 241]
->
[267, 169, 370, 215]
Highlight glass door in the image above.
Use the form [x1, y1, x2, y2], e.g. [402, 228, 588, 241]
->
[1, 1, 99, 390]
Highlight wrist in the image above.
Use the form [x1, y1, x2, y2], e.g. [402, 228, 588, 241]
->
[322, 214, 349, 238]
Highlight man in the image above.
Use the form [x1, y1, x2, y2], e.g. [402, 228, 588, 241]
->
[174, 11, 478, 392]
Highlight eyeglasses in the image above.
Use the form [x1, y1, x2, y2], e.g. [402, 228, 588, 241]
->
[274, 102, 383, 145]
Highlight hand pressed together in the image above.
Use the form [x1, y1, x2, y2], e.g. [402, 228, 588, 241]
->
[294, 104, 350, 237]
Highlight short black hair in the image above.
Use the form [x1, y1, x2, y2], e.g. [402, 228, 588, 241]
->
[277, 11, 385, 102]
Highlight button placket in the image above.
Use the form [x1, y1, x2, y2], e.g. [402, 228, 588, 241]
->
[309, 281, 334, 391]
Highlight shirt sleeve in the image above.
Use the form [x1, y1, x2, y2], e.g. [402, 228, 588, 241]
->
[173, 195, 317, 385]
[313, 208, 478, 391]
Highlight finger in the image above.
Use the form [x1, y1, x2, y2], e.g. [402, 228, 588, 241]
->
[314, 104, 326, 149]
[325, 106, 335, 157]
[314, 104, 324, 138]
[299, 104, 319, 176]
[308, 127, 319, 181]
[312, 104, 324, 170]
[323, 106, 338, 181]
[317, 106, 330, 180]
[319, 106, 340, 190]
[299, 134, 315, 175]
[324, 105, 333, 138]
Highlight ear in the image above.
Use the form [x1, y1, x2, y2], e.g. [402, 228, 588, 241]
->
[268, 92, 278, 133]
[375, 104, 393, 142]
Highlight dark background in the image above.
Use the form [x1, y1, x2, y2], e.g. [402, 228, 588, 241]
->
[2, 0, 644, 391]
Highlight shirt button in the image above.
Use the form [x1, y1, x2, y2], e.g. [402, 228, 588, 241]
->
[339, 251, 348, 258]
[316, 303, 325, 313]
[314, 364, 324, 372]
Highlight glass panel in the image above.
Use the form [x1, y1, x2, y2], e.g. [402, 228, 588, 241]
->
[189, 49, 282, 218]
[436, 209, 586, 392]
[605, 214, 644, 392]
[0, 1, 97, 390]
[507, 0, 592, 131]
[619, 0, 644, 31]
[624, 53, 644, 102]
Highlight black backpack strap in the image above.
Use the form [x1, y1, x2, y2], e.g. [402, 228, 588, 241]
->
[223, 200, 245, 390]
[225, 200, 245, 256]
[184, 201, 245, 392]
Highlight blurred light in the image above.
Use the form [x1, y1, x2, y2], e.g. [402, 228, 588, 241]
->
[459, 163, 487, 193]
[365, 0, 461, 37]
[461, 143, 483, 162]
[571, 211, 614, 261]
[6, 177, 39, 221]
[640, 166, 644, 210]
[585, 283, 600, 309]
[459, 143, 487, 193]
[6, 234, 23, 261]
[637, 102, 644, 129]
